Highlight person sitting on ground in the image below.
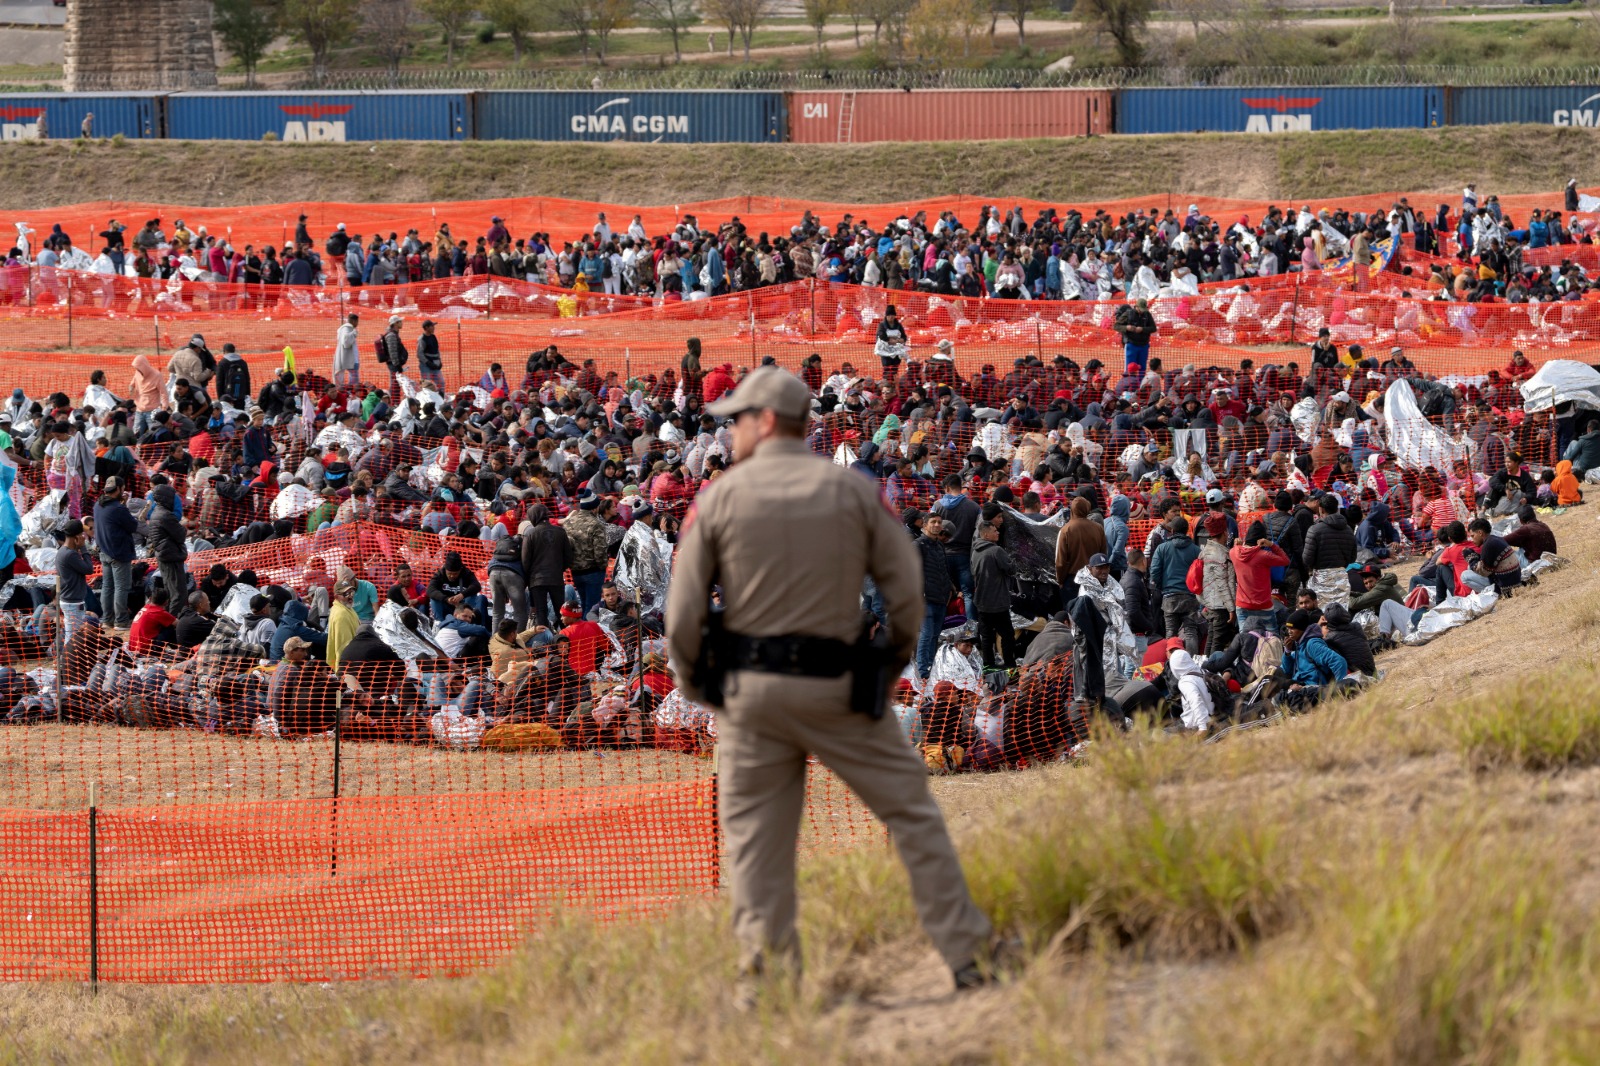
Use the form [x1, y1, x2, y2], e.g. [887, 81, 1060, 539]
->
[1464, 517, 1523, 594]
[174, 590, 217, 649]
[1279, 608, 1350, 709]
[1349, 564, 1412, 640]
[1317, 602, 1377, 677]
[1550, 460, 1583, 506]
[1166, 646, 1214, 731]
[266, 635, 338, 737]
[269, 599, 326, 662]
[1503, 505, 1556, 562]
[436, 603, 491, 659]
[127, 584, 177, 656]
[1020, 609, 1074, 668]
[428, 550, 487, 623]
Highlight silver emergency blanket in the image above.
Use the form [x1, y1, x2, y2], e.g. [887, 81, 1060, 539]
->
[312, 423, 368, 461]
[1385, 378, 1468, 471]
[1290, 396, 1320, 444]
[216, 583, 260, 626]
[374, 599, 444, 660]
[1519, 359, 1600, 415]
[1525, 552, 1568, 582]
[1074, 566, 1137, 681]
[613, 521, 673, 613]
[1403, 588, 1498, 646]
[653, 689, 718, 738]
[928, 641, 985, 695]
[82, 383, 120, 417]
[1307, 567, 1351, 610]
[18, 490, 65, 548]
[270, 483, 319, 519]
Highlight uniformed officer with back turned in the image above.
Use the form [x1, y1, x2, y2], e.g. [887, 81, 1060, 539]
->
[665, 365, 1000, 1004]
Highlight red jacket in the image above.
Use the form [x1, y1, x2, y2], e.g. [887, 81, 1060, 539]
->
[703, 365, 737, 403]
[1228, 543, 1289, 611]
[127, 603, 177, 654]
[563, 619, 608, 676]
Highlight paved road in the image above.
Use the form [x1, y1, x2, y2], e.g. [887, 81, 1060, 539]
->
[0, 0, 63, 28]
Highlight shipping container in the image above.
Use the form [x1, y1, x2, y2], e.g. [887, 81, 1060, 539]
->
[476, 90, 784, 143]
[786, 89, 1111, 143]
[1114, 86, 1445, 135]
[165, 91, 471, 141]
[1446, 85, 1600, 127]
[0, 93, 162, 140]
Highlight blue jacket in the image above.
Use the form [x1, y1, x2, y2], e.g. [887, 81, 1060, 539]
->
[1103, 495, 1131, 575]
[92, 497, 138, 562]
[1149, 533, 1200, 598]
[1281, 632, 1348, 687]
[269, 600, 327, 661]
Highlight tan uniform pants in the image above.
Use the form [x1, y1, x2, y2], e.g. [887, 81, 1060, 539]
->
[717, 669, 992, 975]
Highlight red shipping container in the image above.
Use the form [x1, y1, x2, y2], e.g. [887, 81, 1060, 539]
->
[786, 89, 1111, 144]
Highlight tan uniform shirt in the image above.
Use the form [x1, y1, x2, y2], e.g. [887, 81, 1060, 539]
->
[666, 437, 920, 702]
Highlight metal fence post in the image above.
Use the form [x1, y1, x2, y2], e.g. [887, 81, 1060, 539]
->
[88, 781, 99, 993]
[330, 690, 343, 878]
[456, 319, 463, 389]
[1288, 272, 1302, 344]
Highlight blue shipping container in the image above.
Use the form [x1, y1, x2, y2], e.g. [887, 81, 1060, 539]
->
[476, 91, 785, 143]
[1447, 86, 1600, 127]
[1115, 86, 1444, 134]
[165, 91, 470, 141]
[0, 93, 162, 140]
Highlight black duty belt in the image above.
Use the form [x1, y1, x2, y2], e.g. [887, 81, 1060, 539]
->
[728, 633, 852, 678]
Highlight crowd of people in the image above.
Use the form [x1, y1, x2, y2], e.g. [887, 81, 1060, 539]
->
[0, 188, 1581, 767]
[14, 179, 1600, 310]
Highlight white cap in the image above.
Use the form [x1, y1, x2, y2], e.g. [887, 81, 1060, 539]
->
[337, 222, 346, 231]
[389, 314, 402, 325]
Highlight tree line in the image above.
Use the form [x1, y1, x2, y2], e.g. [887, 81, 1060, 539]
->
[214, 0, 1174, 84]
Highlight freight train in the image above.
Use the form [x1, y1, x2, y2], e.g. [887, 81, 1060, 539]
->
[0, 85, 1594, 144]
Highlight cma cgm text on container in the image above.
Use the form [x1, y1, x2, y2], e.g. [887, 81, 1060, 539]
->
[1115, 86, 1445, 134]
[474, 91, 785, 142]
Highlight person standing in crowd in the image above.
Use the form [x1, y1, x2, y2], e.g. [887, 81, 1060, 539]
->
[666, 366, 1000, 1009]
[334, 312, 360, 386]
[1302, 493, 1358, 609]
[970, 506, 1017, 670]
[54, 518, 92, 647]
[416, 318, 445, 391]
[1149, 515, 1201, 638]
[93, 476, 138, 632]
[379, 315, 408, 395]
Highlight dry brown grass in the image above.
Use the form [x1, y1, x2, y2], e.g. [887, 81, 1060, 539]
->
[2, 126, 1600, 210]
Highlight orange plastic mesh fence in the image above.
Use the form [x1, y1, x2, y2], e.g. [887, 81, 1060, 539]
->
[0, 270, 1594, 406]
[13, 190, 1599, 253]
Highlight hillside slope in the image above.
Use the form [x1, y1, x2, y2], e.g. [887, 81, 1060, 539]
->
[1, 124, 1599, 209]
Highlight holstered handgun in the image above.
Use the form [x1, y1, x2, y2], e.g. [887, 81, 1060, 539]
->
[692, 612, 734, 708]
[849, 618, 893, 720]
